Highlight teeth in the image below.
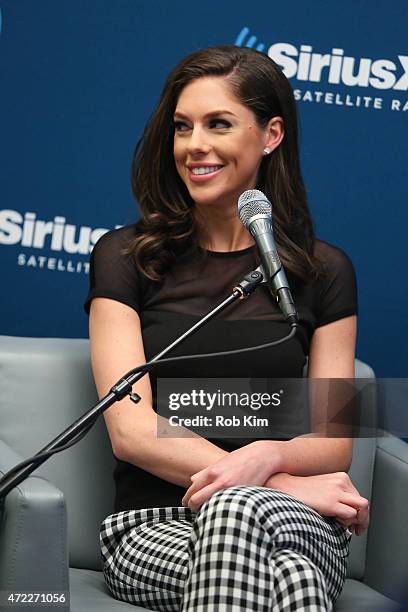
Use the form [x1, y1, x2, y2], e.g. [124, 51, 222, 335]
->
[191, 166, 222, 175]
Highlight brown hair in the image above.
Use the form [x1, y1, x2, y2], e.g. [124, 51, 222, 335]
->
[129, 45, 324, 281]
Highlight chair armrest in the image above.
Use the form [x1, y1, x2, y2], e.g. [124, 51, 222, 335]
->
[0, 439, 70, 611]
[364, 434, 408, 604]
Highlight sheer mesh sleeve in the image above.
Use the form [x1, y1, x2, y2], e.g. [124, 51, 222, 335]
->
[314, 241, 358, 327]
[84, 225, 141, 314]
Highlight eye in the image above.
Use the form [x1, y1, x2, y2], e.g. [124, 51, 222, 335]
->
[174, 121, 191, 133]
[209, 118, 232, 129]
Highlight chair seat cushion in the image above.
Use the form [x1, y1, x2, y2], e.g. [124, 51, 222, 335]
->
[70, 569, 403, 612]
[69, 568, 152, 612]
[335, 578, 403, 611]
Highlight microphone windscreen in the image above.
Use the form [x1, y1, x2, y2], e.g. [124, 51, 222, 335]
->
[237, 189, 272, 228]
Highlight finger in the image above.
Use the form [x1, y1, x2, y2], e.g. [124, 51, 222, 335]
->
[190, 469, 212, 487]
[337, 498, 369, 536]
[181, 488, 193, 507]
[188, 482, 226, 511]
[353, 508, 369, 536]
[341, 478, 369, 518]
[182, 482, 203, 506]
[339, 492, 369, 512]
[190, 469, 205, 481]
[182, 482, 202, 506]
[334, 502, 358, 521]
[342, 484, 370, 533]
[339, 495, 369, 531]
[182, 470, 213, 506]
[336, 517, 355, 530]
[355, 522, 368, 536]
[355, 504, 370, 532]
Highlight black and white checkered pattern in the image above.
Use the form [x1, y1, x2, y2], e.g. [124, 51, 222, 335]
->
[100, 486, 351, 611]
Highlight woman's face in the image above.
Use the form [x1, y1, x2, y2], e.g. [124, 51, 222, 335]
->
[173, 76, 277, 211]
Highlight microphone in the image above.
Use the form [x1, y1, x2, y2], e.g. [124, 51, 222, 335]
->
[238, 189, 298, 327]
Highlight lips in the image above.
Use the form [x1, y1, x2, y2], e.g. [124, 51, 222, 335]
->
[187, 164, 224, 182]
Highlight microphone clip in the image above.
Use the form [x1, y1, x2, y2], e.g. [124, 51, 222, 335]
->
[233, 269, 264, 298]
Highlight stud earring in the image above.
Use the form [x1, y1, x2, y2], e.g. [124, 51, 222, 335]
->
[263, 147, 271, 155]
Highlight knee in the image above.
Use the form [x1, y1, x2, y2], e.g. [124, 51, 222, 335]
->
[198, 485, 261, 514]
[200, 484, 296, 511]
[197, 485, 293, 527]
[196, 486, 317, 543]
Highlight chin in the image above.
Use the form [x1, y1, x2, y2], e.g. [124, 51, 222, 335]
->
[187, 186, 236, 207]
[192, 195, 233, 209]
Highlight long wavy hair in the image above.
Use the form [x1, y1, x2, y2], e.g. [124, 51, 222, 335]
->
[128, 45, 324, 281]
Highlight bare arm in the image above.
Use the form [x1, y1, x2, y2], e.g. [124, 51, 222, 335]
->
[259, 314, 357, 475]
[89, 297, 227, 488]
[182, 315, 358, 508]
[182, 315, 368, 536]
[261, 314, 369, 534]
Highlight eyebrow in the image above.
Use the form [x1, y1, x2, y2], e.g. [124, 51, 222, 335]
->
[173, 110, 237, 119]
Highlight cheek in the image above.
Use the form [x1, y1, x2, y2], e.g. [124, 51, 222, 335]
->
[173, 142, 181, 164]
[173, 141, 185, 168]
[173, 146, 185, 182]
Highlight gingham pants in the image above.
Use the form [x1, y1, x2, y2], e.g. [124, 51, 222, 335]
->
[100, 486, 351, 611]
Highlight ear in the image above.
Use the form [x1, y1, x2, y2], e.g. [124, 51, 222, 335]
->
[263, 116, 284, 154]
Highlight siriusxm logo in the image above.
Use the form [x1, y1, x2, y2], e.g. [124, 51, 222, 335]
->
[0, 209, 114, 254]
[235, 27, 265, 52]
[235, 27, 408, 91]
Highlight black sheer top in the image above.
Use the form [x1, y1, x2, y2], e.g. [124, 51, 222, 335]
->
[84, 224, 357, 511]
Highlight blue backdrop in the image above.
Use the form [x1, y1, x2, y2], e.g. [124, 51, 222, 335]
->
[0, 0, 407, 376]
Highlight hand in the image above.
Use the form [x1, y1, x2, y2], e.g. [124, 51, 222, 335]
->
[182, 441, 282, 512]
[266, 472, 369, 536]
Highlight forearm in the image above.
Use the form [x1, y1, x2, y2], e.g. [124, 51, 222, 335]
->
[257, 436, 352, 477]
[117, 414, 228, 488]
[263, 471, 293, 493]
[262, 470, 369, 537]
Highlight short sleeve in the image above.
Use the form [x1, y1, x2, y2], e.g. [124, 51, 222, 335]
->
[314, 241, 358, 327]
[84, 225, 142, 315]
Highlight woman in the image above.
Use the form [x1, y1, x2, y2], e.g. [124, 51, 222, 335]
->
[85, 45, 369, 611]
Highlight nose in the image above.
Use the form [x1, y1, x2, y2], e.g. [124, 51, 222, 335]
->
[186, 125, 211, 156]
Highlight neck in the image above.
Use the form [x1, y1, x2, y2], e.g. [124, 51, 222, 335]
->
[194, 204, 254, 252]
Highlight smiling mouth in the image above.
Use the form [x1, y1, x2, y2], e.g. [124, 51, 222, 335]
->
[189, 165, 224, 175]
